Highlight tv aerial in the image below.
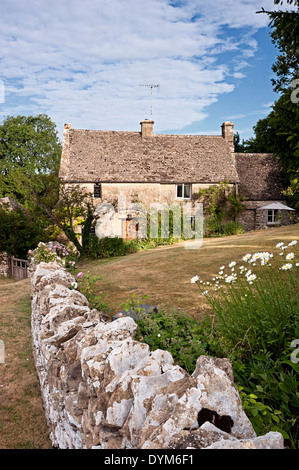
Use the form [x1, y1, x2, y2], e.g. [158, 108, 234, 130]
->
[139, 84, 160, 118]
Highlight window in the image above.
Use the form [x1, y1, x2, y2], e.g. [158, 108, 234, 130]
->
[267, 209, 277, 224]
[94, 183, 101, 198]
[176, 183, 191, 200]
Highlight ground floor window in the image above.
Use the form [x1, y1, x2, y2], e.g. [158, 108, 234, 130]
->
[176, 183, 191, 200]
[267, 209, 278, 224]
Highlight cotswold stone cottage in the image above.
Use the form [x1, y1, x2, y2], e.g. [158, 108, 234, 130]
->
[59, 119, 291, 238]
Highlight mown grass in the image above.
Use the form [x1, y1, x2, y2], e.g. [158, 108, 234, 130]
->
[0, 278, 52, 449]
[0, 224, 298, 448]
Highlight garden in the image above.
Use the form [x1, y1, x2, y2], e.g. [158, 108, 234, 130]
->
[29, 226, 299, 449]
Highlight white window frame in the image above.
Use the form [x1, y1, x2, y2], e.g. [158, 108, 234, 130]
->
[175, 183, 191, 200]
[267, 209, 278, 225]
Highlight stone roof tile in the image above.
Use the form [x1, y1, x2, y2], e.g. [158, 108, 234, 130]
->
[59, 128, 239, 184]
[235, 153, 285, 200]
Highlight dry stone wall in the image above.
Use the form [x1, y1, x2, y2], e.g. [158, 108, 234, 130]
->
[0, 252, 10, 277]
[30, 261, 284, 449]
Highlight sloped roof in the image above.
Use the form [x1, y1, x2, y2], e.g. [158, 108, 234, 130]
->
[257, 202, 294, 211]
[59, 128, 239, 184]
[235, 153, 285, 200]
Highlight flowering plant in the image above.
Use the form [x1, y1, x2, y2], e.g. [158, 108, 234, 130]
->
[191, 239, 298, 357]
[30, 241, 78, 269]
[70, 271, 109, 312]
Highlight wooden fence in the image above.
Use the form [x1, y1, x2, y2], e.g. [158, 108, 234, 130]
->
[9, 257, 29, 280]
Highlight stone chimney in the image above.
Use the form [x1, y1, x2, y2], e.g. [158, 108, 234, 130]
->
[59, 124, 71, 179]
[221, 121, 234, 153]
[140, 119, 154, 138]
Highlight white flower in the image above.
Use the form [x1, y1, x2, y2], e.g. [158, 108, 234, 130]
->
[242, 254, 251, 262]
[219, 270, 224, 275]
[251, 253, 261, 262]
[219, 265, 225, 270]
[202, 290, 209, 296]
[286, 252, 295, 260]
[190, 275, 199, 284]
[247, 274, 257, 282]
[225, 275, 236, 283]
[288, 240, 297, 247]
[229, 261, 236, 268]
[157, 334, 161, 338]
[281, 263, 292, 270]
[71, 281, 78, 289]
[276, 242, 284, 248]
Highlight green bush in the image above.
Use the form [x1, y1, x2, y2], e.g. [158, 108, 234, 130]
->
[0, 208, 49, 259]
[203, 217, 244, 237]
[73, 272, 109, 313]
[135, 308, 222, 375]
[86, 236, 137, 259]
[223, 221, 244, 235]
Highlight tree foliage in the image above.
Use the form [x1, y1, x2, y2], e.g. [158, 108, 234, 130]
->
[0, 114, 62, 201]
[0, 114, 98, 257]
[237, 2, 299, 211]
[0, 207, 49, 259]
[258, 0, 299, 92]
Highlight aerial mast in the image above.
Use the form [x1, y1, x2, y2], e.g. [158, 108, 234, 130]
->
[139, 84, 160, 118]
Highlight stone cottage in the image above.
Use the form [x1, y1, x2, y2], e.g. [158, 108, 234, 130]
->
[59, 119, 292, 239]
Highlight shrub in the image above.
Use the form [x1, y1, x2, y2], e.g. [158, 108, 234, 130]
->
[223, 221, 244, 236]
[86, 236, 137, 259]
[30, 241, 79, 269]
[0, 208, 49, 259]
[135, 308, 222, 375]
[73, 272, 109, 313]
[190, 239, 299, 448]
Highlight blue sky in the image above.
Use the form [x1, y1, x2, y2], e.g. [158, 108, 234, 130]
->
[0, 0, 286, 141]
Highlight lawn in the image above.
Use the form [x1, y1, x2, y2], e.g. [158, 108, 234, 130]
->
[0, 277, 51, 449]
[77, 224, 299, 318]
[0, 224, 298, 449]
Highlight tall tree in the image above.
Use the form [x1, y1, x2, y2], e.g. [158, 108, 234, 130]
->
[0, 114, 98, 256]
[258, 0, 299, 92]
[0, 114, 61, 201]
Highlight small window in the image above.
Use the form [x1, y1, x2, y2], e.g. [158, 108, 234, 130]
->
[176, 183, 191, 200]
[90, 226, 96, 236]
[94, 183, 101, 198]
[267, 209, 277, 224]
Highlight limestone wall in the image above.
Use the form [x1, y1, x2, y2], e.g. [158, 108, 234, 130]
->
[0, 252, 10, 277]
[30, 261, 284, 449]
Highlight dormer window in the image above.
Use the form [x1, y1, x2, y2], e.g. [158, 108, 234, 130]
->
[93, 183, 101, 198]
[176, 183, 191, 200]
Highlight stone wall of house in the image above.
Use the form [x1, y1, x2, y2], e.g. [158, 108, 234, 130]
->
[0, 252, 10, 277]
[30, 260, 284, 449]
[68, 182, 230, 209]
[237, 201, 293, 231]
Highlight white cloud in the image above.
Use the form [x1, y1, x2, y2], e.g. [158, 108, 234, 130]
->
[0, 0, 279, 134]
